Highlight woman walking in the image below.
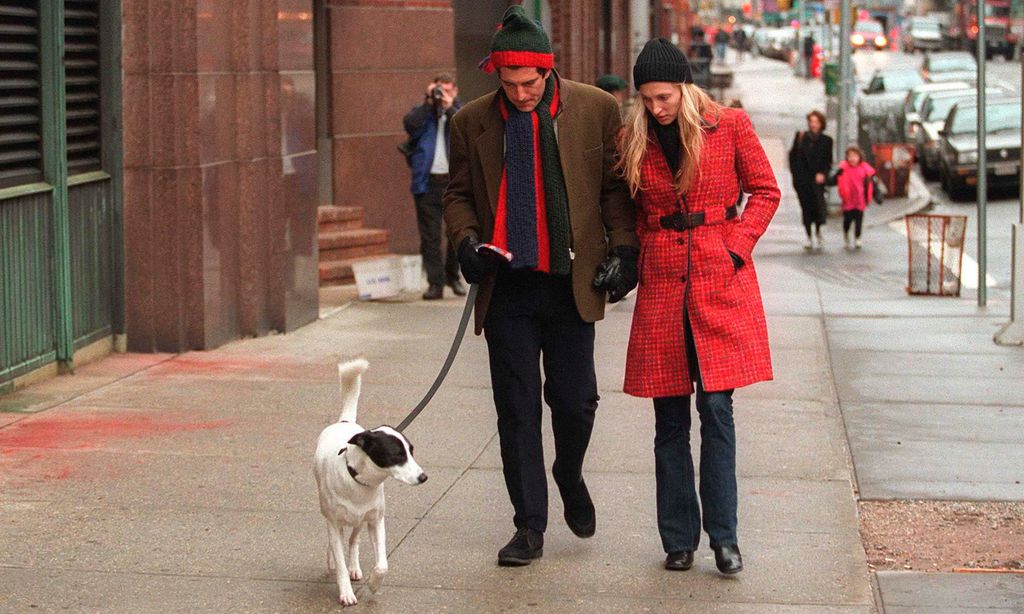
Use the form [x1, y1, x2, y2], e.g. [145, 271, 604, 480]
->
[788, 110, 833, 250]
[831, 145, 878, 250]
[617, 39, 780, 574]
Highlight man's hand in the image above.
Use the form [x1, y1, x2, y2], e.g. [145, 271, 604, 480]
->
[592, 245, 639, 303]
[458, 237, 500, 284]
[814, 172, 826, 184]
[425, 81, 457, 111]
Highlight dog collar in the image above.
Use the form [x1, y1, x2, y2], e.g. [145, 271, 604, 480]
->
[339, 448, 372, 487]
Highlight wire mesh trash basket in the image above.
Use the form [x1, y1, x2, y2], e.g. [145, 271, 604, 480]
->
[905, 214, 968, 297]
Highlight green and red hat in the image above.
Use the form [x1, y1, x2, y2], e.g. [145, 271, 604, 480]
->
[479, 6, 553, 74]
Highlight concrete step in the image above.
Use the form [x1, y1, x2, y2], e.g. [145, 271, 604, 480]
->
[317, 206, 363, 232]
[318, 229, 389, 263]
[319, 254, 398, 285]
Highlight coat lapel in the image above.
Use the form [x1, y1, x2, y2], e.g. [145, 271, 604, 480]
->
[554, 79, 579, 209]
[476, 93, 504, 213]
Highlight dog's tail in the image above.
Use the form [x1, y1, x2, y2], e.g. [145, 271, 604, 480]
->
[337, 359, 369, 423]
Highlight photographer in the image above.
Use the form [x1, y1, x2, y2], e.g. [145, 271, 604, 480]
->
[403, 73, 464, 300]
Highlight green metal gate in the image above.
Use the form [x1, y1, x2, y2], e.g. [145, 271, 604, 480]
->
[0, 0, 122, 387]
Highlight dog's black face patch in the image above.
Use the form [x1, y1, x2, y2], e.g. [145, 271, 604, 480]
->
[348, 430, 408, 468]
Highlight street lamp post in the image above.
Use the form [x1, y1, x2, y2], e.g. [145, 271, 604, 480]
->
[836, 0, 852, 156]
[994, 57, 1024, 345]
[977, 0, 988, 307]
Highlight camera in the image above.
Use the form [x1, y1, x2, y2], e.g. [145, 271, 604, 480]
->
[431, 86, 444, 102]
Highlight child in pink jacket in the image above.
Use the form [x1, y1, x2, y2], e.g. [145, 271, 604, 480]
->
[830, 145, 877, 250]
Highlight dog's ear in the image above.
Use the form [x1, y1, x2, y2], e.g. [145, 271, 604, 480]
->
[347, 431, 373, 452]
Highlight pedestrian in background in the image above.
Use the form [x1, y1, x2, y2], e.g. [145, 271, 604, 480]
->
[733, 27, 748, 62]
[596, 74, 630, 117]
[802, 33, 815, 79]
[617, 38, 780, 575]
[714, 27, 730, 64]
[830, 145, 878, 250]
[443, 5, 638, 567]
[403, 73, 465, 300]
[788, 110, 833, 251]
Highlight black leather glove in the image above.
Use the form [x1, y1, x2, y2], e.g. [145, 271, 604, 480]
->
[728, 251, 745, 270]
[592, 245, 640, 303]
[458, 236, 500, 284]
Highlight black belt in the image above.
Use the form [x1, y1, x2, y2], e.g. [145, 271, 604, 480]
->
[430, 173, 449, 180]
[657, 205, 738, 231]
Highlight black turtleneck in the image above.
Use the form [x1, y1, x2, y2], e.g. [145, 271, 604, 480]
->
[651, 116, 681, 174]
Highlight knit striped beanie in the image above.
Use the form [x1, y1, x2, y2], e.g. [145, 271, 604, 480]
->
[479, 6, 553, 74]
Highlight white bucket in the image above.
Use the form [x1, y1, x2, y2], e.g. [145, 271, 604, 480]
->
[399, 255, 424, 292]
[351, 256, 403, 300]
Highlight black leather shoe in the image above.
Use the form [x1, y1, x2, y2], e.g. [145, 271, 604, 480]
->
[560, 479, 596, 538]
[448, 278, 467, 296]
[422, 284, 443, 300]
[664, 550, 694, 571]
[712, 544, 743, 574]
[497, 528, 543, 566]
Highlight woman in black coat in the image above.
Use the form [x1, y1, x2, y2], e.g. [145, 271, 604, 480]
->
[788, 110, 833, 250]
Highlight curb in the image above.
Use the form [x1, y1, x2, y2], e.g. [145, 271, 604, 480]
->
[868, 169, 933, 228]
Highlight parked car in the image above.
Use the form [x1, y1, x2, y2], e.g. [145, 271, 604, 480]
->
[863, 67, 924, 95]
[902, 17, 944, 52]
[938, 97, 1021, 200]
[851, 20, 888, 51]
[920, 51, 977, 84]
[914, 88, 1007, 178]
[762, 27, 797, 62]
[902, 81, 971, 141]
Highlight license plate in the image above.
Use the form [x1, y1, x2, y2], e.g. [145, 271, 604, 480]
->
[993, 163, 1018, 176]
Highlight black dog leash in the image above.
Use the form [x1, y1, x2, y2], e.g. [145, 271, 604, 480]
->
[395, 283, 479, 432]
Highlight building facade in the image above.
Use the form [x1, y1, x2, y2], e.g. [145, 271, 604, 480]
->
[1, 0, 690, 387]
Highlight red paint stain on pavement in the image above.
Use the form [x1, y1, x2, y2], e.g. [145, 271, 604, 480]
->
[0, 410, 232, 484]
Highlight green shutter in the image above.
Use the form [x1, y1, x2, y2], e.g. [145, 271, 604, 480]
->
[64, 0, 100, 174]
[0, 0, 44, 189]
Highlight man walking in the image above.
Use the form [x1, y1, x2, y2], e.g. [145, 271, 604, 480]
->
[443, 6, 638, 566]
[403, 73, 465, 300]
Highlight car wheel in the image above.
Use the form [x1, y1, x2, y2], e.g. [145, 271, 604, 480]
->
[947, 173, 973, 202]
[922, 157, 939, 181]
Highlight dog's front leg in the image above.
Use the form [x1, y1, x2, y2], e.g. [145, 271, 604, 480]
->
[366, 519, 388, 594]
[347, 524, 363, 581]
[328, 523, 358, 606]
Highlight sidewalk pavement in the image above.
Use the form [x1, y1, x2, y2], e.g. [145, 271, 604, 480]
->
[732, 56, 1024, 612]
[3, 56, 1021, 613]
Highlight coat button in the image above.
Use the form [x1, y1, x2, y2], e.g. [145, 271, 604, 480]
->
[680, 274, 687, 283]
[677, 238, 686, 245]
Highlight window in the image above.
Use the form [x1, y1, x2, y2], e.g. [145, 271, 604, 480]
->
[64, 0, 101, 174]
[0, 0, 44, 188]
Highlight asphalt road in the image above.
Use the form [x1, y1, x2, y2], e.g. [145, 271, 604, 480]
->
[852, 49, 1022, 297]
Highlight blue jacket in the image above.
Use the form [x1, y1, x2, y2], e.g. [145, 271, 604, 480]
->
[403, 99, 461, 195]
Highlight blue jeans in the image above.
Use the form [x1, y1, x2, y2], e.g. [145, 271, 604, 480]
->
[653, 314, 738, 553]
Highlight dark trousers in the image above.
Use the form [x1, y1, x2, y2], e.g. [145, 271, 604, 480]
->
[653, 314, 737, 553]
[483, 270, 599, 533]
[843, 209, 864, 238]
[414, 174, 460, 287]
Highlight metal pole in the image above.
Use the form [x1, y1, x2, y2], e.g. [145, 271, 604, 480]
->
[837, 0, 852, 156]
[994, 57, 1024, 344]
[797, 0, 807, 76]
[977, 0, 988, 307]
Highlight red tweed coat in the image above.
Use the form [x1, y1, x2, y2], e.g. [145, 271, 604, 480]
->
[623, 107, 780, 397]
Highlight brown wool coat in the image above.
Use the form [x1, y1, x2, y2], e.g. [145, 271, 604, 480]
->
[442, 77, 639, 334]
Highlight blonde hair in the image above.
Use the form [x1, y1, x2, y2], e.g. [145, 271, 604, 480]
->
[616, 83, 720, 197]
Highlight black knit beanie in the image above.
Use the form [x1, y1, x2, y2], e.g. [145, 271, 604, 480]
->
[633, 38, 693, 88]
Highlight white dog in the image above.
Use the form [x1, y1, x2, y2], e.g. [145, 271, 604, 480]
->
[313, 359, 427, 606]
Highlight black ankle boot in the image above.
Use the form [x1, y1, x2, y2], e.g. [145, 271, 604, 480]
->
[664, 550, 694, 571]
[712, 544, 743, 574]
[497, 527, 543, 566]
